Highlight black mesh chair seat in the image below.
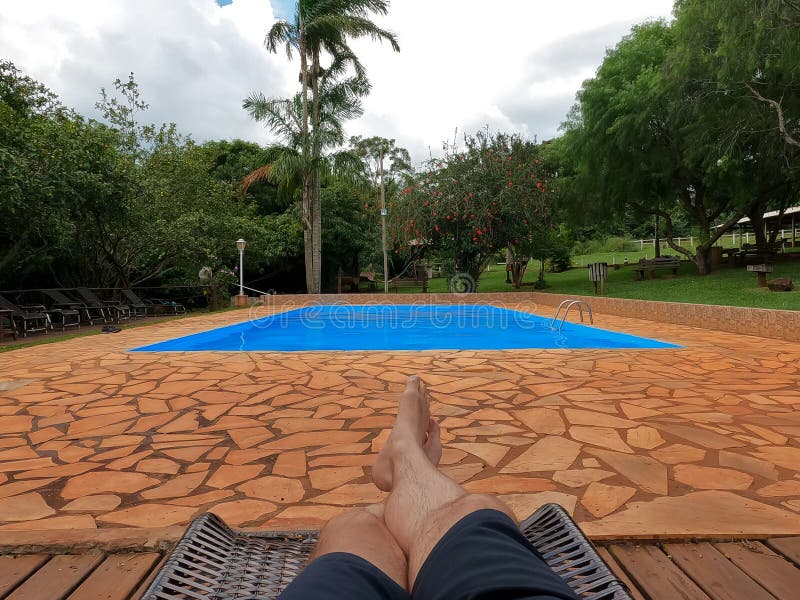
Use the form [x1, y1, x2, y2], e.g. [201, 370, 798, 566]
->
[142, 503, 631, 599]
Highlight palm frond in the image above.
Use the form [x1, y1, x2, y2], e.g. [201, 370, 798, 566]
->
[241, 164, 274, 194]
[306, 15, 399, 52]
[265, 20, 299, 59]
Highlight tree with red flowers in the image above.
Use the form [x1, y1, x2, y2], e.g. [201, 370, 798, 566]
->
[388, 131, 557, 290]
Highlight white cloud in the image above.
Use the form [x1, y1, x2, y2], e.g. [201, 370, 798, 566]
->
[0, 0, 673, 163]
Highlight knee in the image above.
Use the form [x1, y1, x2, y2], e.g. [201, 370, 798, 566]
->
[446, 493, 517, 522]
[322, 507, 382, 535]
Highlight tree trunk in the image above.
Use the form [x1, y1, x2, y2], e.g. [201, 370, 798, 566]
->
[511, 259, 527, 288]
[748, 206, 769, 252]
[693, 245, 713, 275]
[302, 175, 313, 293]
[299, 33, 314, 294]
[654, 214, 661, 258]
[309, 47, 322, 294]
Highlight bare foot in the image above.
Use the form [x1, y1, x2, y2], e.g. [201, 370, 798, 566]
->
[373, 375, 440, 492]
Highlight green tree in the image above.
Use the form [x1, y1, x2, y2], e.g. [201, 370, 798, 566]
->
[390, 131, 556, 290]
[262, 0, 400, 293]
[566, 21, 765, 274]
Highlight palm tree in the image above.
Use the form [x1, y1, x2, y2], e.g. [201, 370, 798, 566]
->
[264, 0, 399, 293]
[243, 65, 368, 276]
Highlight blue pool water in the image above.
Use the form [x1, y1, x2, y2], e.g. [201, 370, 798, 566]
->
[132, 304, 679, 352]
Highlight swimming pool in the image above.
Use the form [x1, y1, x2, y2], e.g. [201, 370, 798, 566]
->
[132, 304, 679, 352]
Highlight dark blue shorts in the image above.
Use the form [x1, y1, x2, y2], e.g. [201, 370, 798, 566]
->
[278, 509, 581, 600]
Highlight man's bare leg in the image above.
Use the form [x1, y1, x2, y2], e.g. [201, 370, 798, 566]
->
[306, 504, 408, 589]
[373, 375, 517, 589]
[308, 414, 445, 592]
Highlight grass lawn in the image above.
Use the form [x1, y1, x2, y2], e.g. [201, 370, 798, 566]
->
[393, 250, 800, 311]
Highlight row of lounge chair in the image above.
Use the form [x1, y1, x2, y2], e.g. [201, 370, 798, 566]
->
[0, 288, 185, 339]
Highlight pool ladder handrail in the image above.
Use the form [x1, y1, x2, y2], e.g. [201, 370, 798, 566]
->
[551, 300, 593, 332]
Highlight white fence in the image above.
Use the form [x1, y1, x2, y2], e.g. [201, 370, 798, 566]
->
[636, 228, 799, 249]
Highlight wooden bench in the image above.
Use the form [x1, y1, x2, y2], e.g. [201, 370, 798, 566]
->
[389, 265, 429, 293]
[634, 257, 680, 280]
[390, 277, 428, 293]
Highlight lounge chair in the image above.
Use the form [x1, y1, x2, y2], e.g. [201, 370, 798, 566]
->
[123, 289, 186, 315]
[43, 289, 110, 326]
[120, 289, 149, 319]
[0, 295, 49, 337]
[141, 504, 632, 599]
[75, 287, 131, 323]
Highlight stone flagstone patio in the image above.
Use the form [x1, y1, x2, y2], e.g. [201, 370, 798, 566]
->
[1, 302, 799, 541]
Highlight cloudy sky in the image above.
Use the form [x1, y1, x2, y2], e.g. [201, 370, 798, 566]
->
[1, 0, 673, 164]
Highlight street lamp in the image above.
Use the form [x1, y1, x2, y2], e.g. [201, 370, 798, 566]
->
[236, 238, 246, 305]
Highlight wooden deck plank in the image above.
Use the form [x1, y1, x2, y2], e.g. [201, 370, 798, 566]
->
[766, 537, 800, 568]
[714, 542, 800, 600]
[596, 547, 647, 600]
[7, 554, 105, 600]
[129, 551, 170, 600]
[663, 542, 774, 600]
[0, 555, 49, 600]
[610, 543, 712, 600]
[66, 553, 160, 600]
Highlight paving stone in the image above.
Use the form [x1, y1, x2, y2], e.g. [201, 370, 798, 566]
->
[206, 465, 265, 489]
[268, 451, 305, 478]
[440, 463, 486, 483]
[141, 472, 208, 500]
[136, 458, 180, 475]
[160, 446, 211, 462]
[649, 444, 706, 465]
[308, 483, 386, 506]
[751, 446, 800, 471]
[0, 514, 96, 530]
[501, 437, 581, 473]
[585, 449, 668, 495]
[61, 471, 159, 499]
[563, 409, 637, 429]
[569, 426, 633, 454]
[553, 469, 615, 488]
[266, 505, 348, 529]
[15, 462, 100, 480]
[62, 495, 122, 513]
[260, 431, 368, 451]
[673, 464, 753, 491]
[512, 409, 565, 435]
[626, 426, 666, 450]
[652, 423, 745, 449]
[98, 504, 198, 527]
[583, 491, 800, 538]
[0, 492, 55, 522]
[719, 450, 779, 481]
[448, 443, 509, 467]
[0, 457, 55, 472]
[208, 499, 277, 526]
[581, 483, 637, 518]
[463, 475, 555, 494]
[308, 467, 364, 491]
[224, 449, 265, 465]
[0, 415, 34, 434]
[238, 476, 306, 503]
[499, 492, 578, 520]
[756, 480, 800, 497]
[168, 489, 235, 506]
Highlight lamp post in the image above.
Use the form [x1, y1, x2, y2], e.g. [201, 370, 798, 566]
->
[379, 148, 388, 293]
[235, 238, 247, 307]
